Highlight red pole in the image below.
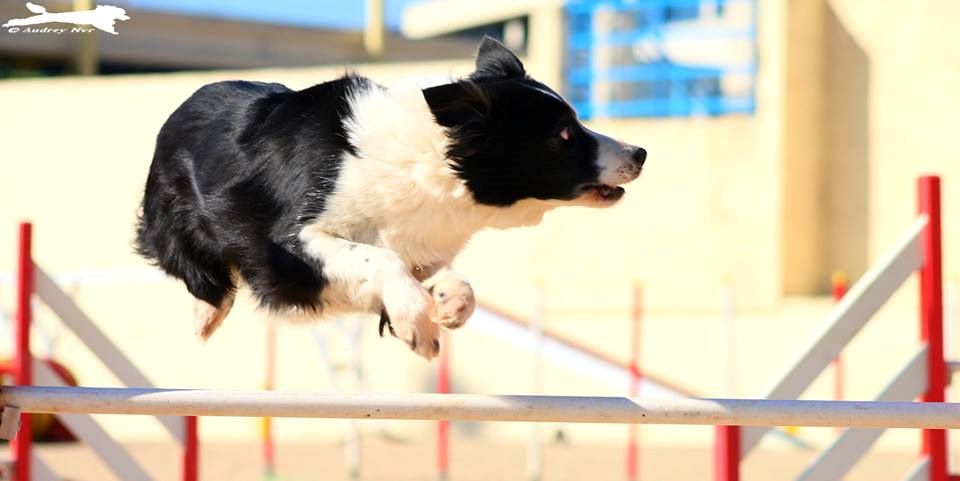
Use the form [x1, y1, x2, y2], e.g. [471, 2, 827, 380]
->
[919, 176, 947, 481]
[713, 425, 740, 481]
[626, 282, 642, 481]
[13, 222, 33, 481]
[183, 416, 199, 481]
[832, 272, 848, 403]
[437, 331, 450, 481]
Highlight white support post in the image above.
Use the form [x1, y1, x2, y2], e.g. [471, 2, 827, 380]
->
[32, 453, 65, 481]
[33, 267, 184, 443]
[720, 281, 736, 396]
[0, 406, 21, 440]
[741, 216, 927, 455]
[900, 458, 931, 481]
[797, 346, 928, 481]
[34, 360, 156, 481]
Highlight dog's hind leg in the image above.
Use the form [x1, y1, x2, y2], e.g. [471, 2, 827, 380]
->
[182, 261, 236, 340]
[139, 228, 237, 339]
[194, 289, 235, 340]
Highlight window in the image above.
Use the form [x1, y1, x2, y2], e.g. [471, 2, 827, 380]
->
[565, 0, 757, 119]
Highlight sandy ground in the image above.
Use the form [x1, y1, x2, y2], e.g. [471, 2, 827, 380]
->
[28, 437, 925, 481]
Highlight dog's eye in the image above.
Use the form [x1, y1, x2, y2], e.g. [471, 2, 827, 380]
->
[559, 127, 570, 141]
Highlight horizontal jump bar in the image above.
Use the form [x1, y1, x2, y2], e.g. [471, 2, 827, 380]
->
[2, 386, 959, 429]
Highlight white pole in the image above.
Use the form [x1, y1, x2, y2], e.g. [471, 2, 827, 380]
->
[527, 282, 545, 481]
[2, 387, 960, 429]
[346, 319, 363, 481]
[311, 320, 362, 481]
[720, 279, 737, 396]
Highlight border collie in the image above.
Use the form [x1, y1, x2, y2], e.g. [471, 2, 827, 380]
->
[135, 37, 646, 360]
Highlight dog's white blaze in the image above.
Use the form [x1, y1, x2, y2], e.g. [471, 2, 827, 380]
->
[519, 83, 640, 188]
[586, 127, 640, 186]
[527, 84, 566, 104]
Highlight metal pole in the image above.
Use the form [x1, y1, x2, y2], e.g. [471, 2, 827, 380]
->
[73, 0, 97, 75]
[714, 425, 740, 481]
[3, 388, 960, 429]
[346, 321, 362, 481]
[13, 222, 33, 481]
[363, 0, 385, 60]
[919, 175, 947, 481]
[183, 416, 198, 481]
[720, 279, 736, 396]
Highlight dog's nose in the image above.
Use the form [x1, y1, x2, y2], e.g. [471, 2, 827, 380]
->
[632, 147, 647, 165]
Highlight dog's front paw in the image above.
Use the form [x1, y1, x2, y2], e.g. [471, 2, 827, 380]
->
[429, 272, 475, 330]
[392, 310, 440, 360]
[382, 277, 440, 360]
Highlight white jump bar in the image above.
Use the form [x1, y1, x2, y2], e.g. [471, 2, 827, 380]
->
[2, 386, 959, 429]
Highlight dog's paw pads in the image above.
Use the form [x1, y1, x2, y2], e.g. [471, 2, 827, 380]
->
[430, 277, 475, 330]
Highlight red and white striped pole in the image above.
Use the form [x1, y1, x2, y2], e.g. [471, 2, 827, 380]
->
[918, 175, 947, 481]
[831, 272, 848, 404]
[14, 222, 33, 481]
[437, 331, 450, 481]
[626, 282, 642, 481]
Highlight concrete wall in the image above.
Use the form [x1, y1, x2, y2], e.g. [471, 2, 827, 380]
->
[782, 0, 960, 293]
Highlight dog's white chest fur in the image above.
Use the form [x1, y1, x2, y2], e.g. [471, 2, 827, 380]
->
[302, 85, 550, 270]
[304, 86, 475, 268]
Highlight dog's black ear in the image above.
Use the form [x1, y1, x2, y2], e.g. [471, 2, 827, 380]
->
[472, 36, 525, 80]
[423, 82, 489, 128]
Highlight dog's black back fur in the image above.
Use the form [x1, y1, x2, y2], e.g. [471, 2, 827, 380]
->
[135, 76, 375, 312]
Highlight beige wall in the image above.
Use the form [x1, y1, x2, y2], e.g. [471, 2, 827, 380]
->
[782, 0, 960, 293]
[781, 0, 825, 295]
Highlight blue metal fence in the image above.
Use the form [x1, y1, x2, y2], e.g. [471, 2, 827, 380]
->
[565, 0, 757, 119]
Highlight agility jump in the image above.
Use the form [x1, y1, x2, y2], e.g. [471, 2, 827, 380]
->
[2, 176, 955, 481]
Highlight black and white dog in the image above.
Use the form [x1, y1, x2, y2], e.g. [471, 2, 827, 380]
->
[135, 38, 646, 360]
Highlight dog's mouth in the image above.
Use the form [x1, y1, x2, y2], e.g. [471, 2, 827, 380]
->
[578, 183, 626, 204]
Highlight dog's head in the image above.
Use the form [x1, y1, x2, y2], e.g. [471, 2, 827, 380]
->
[95, 5, 129, 21]
[423, 37, 646, 208]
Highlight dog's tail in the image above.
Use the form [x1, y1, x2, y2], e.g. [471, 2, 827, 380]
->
[26, 3, 47, 14]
